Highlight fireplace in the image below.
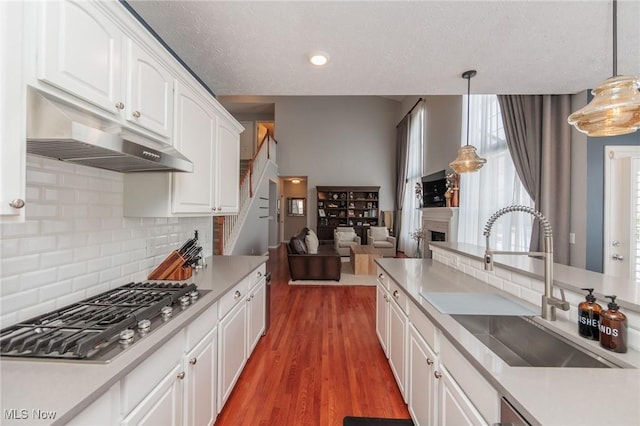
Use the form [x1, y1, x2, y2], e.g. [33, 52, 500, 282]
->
[420, 207, 459, 258]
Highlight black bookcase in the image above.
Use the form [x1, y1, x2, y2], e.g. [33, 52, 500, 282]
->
[316, 186, 380, 242]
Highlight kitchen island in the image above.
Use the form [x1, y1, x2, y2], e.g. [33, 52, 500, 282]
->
[375, 255, 640, 425]
[0, 255, 267, 426]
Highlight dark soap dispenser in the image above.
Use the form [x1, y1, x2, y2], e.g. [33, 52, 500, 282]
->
[578, 288, 602, 340]
[599, 295, 628, 353]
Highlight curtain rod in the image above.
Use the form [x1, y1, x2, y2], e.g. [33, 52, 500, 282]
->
[396, 97, 424, 127]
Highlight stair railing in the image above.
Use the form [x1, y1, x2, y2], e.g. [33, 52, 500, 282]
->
[216, 134, 277, 254]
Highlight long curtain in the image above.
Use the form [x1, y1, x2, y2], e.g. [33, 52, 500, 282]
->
[394, 116, 410, 240]
[498, 95, 572, 264]
[458, 95, 533, 250]
[398, 103, 424, 254]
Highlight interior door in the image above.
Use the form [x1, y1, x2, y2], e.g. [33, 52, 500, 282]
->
[604, 146, 640, 281]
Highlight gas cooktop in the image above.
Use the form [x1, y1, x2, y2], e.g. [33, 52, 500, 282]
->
[0, 282, 208, 363]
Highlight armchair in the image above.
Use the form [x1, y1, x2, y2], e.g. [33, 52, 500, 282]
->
[334, 226, 361, 256]
[367, 226, 397, 257]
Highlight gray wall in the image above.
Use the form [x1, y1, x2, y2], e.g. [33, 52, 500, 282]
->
[273, 96, 399, 232]
[569, 92, 588, 268]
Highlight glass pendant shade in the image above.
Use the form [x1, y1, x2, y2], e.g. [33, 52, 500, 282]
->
[449, 145, 487, 173]
[568, 75, 640, 136]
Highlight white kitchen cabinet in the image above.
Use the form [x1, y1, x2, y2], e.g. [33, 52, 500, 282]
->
[214, 117, 241, 214]
[408, 325, 438, 426]
[66, 384, 120, 426]
[218, 297, 247, 409]
[436, 366, 488, 426]
[376, 280, 390, 357]
[247, 278, 266, 354]
[126, 40, 174, 138]
[184, 328, 217, 426]
[121, 362, 184, 426]
[170, 83, 216, 214]
[0, 0, 26, 221]
[388, 296, 407, 401]
[37, 0, 123, 115]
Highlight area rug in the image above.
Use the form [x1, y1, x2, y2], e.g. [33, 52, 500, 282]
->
[288, 262, 377, 286]
[343, 416, 414, 426]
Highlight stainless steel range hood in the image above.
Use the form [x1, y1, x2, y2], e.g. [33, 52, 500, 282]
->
[26, 89, 193, 173]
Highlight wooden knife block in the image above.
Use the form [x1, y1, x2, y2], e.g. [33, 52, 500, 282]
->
[148, 250, 193, 281]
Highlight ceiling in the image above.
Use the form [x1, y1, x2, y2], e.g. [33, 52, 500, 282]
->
[127, 0, 640, 97]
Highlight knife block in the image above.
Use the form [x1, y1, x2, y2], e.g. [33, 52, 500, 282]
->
[147, 250, 193, 281]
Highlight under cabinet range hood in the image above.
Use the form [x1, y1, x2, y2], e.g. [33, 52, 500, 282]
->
[26, 89, 193, 173]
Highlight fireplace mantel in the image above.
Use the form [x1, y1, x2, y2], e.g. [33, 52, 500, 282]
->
[420, 207, 459, 257]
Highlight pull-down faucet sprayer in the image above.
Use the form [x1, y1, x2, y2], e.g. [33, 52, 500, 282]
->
[483, 205, 569, 321]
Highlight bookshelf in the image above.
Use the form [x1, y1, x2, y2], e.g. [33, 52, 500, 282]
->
[316, 186, 380, 242]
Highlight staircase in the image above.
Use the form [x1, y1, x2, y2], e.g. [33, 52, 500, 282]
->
[213, 134, 278, 254]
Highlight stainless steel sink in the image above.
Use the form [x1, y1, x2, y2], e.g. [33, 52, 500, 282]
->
[451, 315, 620, 368]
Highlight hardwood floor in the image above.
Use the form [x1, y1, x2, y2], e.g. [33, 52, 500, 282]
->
[214, 245, 410, 426]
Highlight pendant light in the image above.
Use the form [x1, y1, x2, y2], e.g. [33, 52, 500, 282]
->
[567, 0, 640, 136]
[450, 70, 487, 174]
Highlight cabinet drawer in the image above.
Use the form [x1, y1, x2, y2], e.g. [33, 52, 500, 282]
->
[186, 301, 217, 351]
[409, 300, 439, 352]
[249, 264, 266, 289]
[440, 336, 499, 423]
[218, 278, 249, 319]
[376, 266, 389, 290]
[389, 279, 408, 314]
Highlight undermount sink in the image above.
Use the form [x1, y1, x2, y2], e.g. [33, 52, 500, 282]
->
[452, 315, 620, 368]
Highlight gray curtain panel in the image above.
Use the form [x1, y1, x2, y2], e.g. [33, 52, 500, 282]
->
[394, 116, 410, 239]
[498, 95, 572, 265]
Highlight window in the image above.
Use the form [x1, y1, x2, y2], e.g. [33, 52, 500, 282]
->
[399, 102, 424, 254]
[457, 95, 533, 250]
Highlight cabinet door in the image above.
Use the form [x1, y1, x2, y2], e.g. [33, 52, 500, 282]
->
[213, 118, 240, 214]
[171, 84, 215, 214]
[127, 40, 173, 138]
[408, 325, 437, 426]
[0, 1, 26, 220]
[388, 299, 407, 401]
[376, 284, 389, 357]
[38, 0, 122, 114]
[184, 328, 217, 426]
[247, 279, 266, 355]
[437, 367, 488, 426]
[121, 363, 183, 426]
[218, 300, 247, 410]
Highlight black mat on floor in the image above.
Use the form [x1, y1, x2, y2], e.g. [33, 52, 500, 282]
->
[343, 417, 414, 426]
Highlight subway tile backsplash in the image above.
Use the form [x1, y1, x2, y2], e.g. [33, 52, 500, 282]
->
[431, 246, 640, 353]
[0, 156, 212, 327]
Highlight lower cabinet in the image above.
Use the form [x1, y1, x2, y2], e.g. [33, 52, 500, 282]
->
[121, 363, 184, 426]
[247, 277, 266, 354]
[184, 328, 217, 426]
[436, 366, 488, 426]
[388, 297, 407, 400]
[218, 297, 248, 409]
[408, 325, 437, 426]
[376, 282, 390, 357]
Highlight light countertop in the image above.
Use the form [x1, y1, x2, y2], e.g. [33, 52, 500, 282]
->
[375, 257, 640, 426]
[0, 255, 267, 426]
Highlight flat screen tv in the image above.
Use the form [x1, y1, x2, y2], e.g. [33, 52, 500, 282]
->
[422, 170, 447, 208]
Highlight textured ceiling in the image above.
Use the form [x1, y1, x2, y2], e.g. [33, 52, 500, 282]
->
[127, 0, 640, 96]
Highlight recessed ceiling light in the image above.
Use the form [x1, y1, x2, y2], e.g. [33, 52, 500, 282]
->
[291, 178, 301, 184]
[309, 53, 329, 66]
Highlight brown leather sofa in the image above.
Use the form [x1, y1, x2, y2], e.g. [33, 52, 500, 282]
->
[287, 228, 341, 281]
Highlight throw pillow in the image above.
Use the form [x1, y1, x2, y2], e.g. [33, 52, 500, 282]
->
[338, 231, 357, 241]
[290, 236, 307, 254]
[370, 227, 388, 241]
[305, 229, 319, 254]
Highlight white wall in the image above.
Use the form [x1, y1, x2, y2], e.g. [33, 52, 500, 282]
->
[273, 96, 400, 231]
[0, 156, 212, 327]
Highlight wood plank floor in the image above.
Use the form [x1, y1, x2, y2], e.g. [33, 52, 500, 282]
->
[214, 245, 410, 426]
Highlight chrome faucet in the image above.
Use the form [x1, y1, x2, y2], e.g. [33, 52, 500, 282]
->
[483, 205, 569, 321]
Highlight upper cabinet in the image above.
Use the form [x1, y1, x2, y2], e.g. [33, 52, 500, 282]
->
[36, 0, 173, 139]
[37, 0, 123, 115]
[215, 118, 241, 214]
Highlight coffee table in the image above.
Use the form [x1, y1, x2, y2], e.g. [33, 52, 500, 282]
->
[350, 245, 383, 275]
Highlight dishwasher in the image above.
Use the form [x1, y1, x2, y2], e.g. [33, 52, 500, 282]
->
[497, 397, 531, 426]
